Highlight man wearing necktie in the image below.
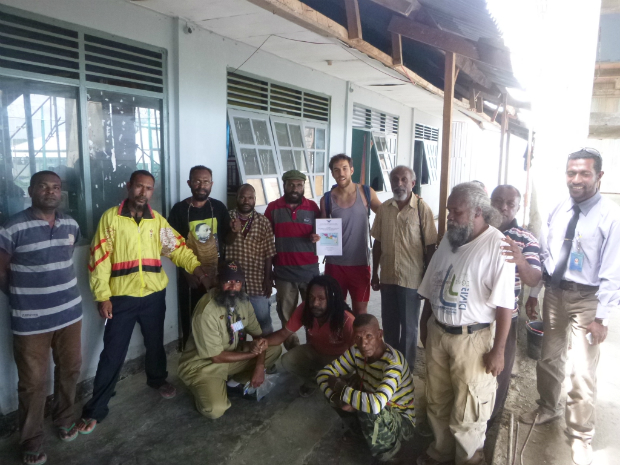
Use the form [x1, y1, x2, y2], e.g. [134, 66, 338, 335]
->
[520, 148, 620, 465]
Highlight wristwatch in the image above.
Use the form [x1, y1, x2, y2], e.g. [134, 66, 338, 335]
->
[595, 318, 609, 327]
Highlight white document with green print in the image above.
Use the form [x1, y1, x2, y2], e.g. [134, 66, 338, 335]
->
[316, 218, 343, 256]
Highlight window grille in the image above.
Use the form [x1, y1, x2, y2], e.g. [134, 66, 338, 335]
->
[227, 71, 329, 122]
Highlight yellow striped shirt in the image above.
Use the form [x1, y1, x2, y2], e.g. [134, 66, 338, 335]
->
[317, 344, 415, 422]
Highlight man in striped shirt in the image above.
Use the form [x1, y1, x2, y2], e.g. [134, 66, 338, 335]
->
[317, 314, 415, 462]
[0, 171, 83, 465]
[490, 185, 542, 424]
[265, 170, 320, 349]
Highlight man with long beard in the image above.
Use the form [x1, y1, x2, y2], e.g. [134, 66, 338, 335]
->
[416, 182, 515, 465]
[371, 165, 437, 369]
[168, 165, 232, 348]
[178, 261, 282, 419]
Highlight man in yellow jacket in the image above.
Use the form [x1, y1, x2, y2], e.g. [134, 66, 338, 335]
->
[78, 170, 208, 434]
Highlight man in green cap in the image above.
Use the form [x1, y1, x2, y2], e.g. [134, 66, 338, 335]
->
[264, 170, 320, 349]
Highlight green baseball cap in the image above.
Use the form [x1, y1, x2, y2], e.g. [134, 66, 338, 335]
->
[282, 169, 307, 182]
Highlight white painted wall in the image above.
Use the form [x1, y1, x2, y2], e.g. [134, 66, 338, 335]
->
[0, 0, 444, 414]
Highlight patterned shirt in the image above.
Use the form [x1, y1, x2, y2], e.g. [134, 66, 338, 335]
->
[0, 209, 82, 335]
[503, 219, 541, 317]
[317, 344, 415, 422]
[225, 210, 276, 296]
[264, 196, 320, 283]
[371, 195, 437, 289]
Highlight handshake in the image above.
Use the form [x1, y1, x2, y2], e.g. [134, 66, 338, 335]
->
[250, 338, 269, 355]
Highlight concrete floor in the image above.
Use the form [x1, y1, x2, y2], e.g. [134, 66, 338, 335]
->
[0, 290, 433, 465]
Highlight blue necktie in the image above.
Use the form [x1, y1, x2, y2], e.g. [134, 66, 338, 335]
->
[551, 204, 581, 286]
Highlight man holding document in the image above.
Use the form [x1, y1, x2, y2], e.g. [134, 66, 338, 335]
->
[370, 165, 437, 368]
[319, 154, 381, 315]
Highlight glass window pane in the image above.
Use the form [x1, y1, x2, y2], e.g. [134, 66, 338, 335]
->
[304, 177, 313, 199]
[246, 178, 266, 206]
[289, 124, 304, 148]
[264, 178, 280, 203]
[315, 175, 324, 196]
[274, 122, 291, 147]
[304, 127, 315, 149]
[87, 89, 163, 220]
[379, 153, 387, 170]
[252, 119, 271, 146]
[307, 151, 314, 172]
[293, 150, 308, 172]
[0, 77, 82, 228]
[280, 150, 295, 171]
[258, 149, 277, 175]
[234, 117, 254, 144]
[240, 148, 260, 175]
[315, 151, 326, 172]
[315, 128, 326, 150]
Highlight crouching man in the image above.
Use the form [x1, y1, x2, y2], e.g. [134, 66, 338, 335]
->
[317, 314, 416, 462]
[178, 261, 282, 419]
[263, 275, 355, 397]
[417, 182, 516, 465]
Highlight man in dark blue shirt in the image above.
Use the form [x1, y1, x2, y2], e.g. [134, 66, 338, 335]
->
[0, 171, 83, 465]
[490, 185, 542, 424]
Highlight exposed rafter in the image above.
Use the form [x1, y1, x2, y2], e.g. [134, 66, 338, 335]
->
[388, 15, 513, 73]
[245, 0, 499, 126]
[344, 0, 363, 40]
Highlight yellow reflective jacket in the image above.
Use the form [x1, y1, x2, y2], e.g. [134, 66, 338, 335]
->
[89, 201, 200, 301]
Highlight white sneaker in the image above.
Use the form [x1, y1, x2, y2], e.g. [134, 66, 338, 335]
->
[571, 439, 593, 465]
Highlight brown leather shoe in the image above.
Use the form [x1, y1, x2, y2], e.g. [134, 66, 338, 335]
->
[519, 407, 561, 425]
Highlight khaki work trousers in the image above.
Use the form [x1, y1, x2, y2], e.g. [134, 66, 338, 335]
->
[281, 344, 338, 386]
[275, 279, 308, 348]
[536, 286, 599, 441]
[13, 320, 82, 453]
[425, 317, 497, 465]
[187, 345, 282, 419]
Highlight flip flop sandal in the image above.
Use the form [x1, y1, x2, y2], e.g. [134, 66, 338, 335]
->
[22, 451, 47, 465]
[77, 418, 97, 435]
[58, 423, 78, 442]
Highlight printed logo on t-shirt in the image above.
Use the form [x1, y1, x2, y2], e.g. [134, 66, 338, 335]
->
[438, 264, 470, 314]
[189, 219, 219, 243]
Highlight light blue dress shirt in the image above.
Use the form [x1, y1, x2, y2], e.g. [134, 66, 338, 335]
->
[536, 192, 620, 319]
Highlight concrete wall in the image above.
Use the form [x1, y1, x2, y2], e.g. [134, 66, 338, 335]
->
[0, 0, 444, 414]
[599, 13, 620, 62]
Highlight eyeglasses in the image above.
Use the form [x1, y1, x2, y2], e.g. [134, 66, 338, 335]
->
[569, 147, 602, 158]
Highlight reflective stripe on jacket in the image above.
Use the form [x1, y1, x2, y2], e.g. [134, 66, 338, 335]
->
[89, 201, 200, 301]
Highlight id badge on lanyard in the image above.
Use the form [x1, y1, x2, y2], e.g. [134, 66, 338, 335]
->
[569, 232, 584, 272]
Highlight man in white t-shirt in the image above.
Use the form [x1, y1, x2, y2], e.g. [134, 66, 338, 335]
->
[416, 182, 516, 465]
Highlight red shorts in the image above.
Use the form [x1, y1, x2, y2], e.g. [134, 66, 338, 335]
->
[325, 264, 371, 303]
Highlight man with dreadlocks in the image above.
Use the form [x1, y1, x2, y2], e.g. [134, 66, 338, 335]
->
[262, 274, 355, 397]
[178, 261, 282, 419]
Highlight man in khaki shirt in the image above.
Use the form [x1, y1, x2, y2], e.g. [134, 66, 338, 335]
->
[371, 165, 437, 368]
[178, 262, 282, 419]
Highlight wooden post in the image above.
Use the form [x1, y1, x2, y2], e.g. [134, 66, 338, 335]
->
[438, 51, 456, 239]
[344, 0, 363, 40]
[523, 129, 533, 226]
[497, 92, 508, 185]
[504, 131, 511, 184]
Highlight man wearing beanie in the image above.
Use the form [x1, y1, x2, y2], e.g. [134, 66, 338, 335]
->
[178, 261, 282, 419]
[264, 169, 320, 350]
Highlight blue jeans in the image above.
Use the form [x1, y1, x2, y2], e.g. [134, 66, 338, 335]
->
[380, 285, 420, 368]
[249, 295, 273, 335]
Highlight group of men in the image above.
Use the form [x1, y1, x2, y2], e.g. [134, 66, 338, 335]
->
[0, 147, 618, 465]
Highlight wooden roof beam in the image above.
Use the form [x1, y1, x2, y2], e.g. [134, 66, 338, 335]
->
[245, 0, 499, 126]
[391, 32, 403, 66]
[369, 0, 422, 17]
[344, 0, 363, 41]
[388, 15, 513, 72]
